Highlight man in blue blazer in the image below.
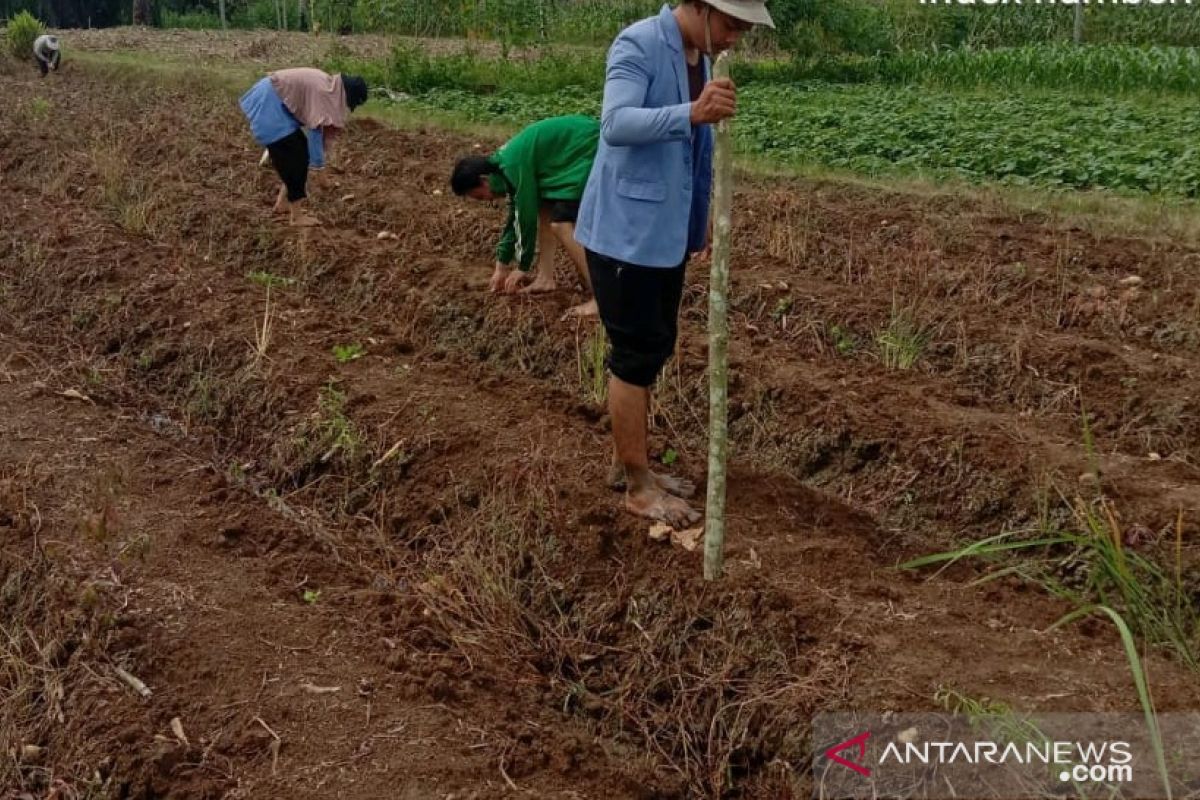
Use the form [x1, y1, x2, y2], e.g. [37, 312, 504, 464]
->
[575, 0, 774, 528]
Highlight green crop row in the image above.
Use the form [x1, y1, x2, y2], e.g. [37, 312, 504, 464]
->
[395, 82, 1200, 198]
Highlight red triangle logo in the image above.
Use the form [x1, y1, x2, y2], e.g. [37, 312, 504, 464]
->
[825, 731, 872, 776]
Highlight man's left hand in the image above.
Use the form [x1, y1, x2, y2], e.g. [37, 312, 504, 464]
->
[489, 261, 513, 293]
[502, 269, 528, 294]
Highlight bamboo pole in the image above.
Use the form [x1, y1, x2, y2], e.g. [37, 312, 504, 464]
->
[703, 50, 733, 582]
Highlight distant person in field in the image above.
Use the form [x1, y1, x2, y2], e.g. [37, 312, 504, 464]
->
[239, 67, 368, 227]
[575, 0, 772, 527]
[450, 115, 601, 319]
[32, 34, 61, 77]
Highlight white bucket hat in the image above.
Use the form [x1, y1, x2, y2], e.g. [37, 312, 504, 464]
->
[44, 35, 60, 51]
[702, 0, 775, 29]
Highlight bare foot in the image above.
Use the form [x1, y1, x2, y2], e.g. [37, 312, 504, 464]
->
[561, 299, 599, 320]
[626, 486, 700, 529]
[654, 472, 696, 499]
[520, 278, 556, 294]
[608, 465, 695, 499]
[607, 462, 626, 490]
[272, 185, 287, 214]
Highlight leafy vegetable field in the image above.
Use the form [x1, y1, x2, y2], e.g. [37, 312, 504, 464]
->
[401, 81, 1200, 195]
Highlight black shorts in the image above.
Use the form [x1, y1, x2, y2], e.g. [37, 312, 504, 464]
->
[547, 200, 580, 224]
[586, 249, 686, 388]
[266, 128, 308, 202]
[36, 53, 58, 75]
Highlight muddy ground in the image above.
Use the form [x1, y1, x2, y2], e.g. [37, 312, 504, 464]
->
[1, 48, 1199, 799]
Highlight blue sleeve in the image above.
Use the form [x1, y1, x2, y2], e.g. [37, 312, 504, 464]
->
[599, 34, 692, 147]
[307, 128, 325, 170]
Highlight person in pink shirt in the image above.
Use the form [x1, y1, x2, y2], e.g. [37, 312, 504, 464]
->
[240, 67, 368, 226]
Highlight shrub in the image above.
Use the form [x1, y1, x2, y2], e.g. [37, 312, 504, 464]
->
[6, 11, 45, 60]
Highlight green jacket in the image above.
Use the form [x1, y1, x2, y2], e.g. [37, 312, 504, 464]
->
[490, 115, 600, 271]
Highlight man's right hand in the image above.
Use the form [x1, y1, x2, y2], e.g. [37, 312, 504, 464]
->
[690, 78, 736, 125]
[489, 261, 513, 293]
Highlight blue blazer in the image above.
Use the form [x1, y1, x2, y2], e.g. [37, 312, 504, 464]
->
[574, 4, 713, 268]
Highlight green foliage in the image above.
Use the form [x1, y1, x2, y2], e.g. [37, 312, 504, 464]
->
[356, 0, 540, 42]
[876, 312, 929, 370]
[334, 34, 1200, 198]
[771, 0, 895, 57]
[325, 29, 1200, 98]
[395, 85, 597, 122]
[161, 9, 223, 29]
[332, 343, 365, 363]
[6, 11, 44, 60]
[152, 0, 1200, 51]
[769, 0, 1200, 54]
[828, 324, 858, 356]
[576, 326, 608, 406]
[388, 77, 1200, 197]
[156, 0, 308, 31]
[320, 0, 658, 42]
[233, 0, 294, 29]
[902, 498, 1199, 669]
[734, 81, 1200, 196]
[246, 270, 296, 289]
[1052, 604, 1174, 797]
[326, 42, 603, 96]
[3, 0, 124, 27]
[27, 97, 50, 120]
[771, 296, 794, 321]
[315, 382, 360, 459]
[542, 0, 660, 45]
[800, 44, 1200, 94]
